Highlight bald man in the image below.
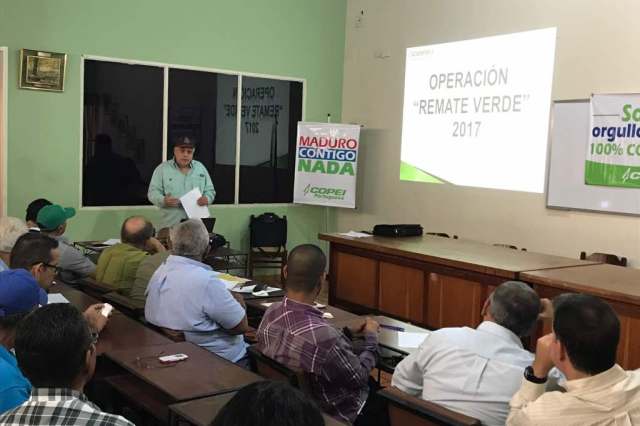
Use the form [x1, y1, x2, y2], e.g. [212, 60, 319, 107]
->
[95, 216, 166, 295]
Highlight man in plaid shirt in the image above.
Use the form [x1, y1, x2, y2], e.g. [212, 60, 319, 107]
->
[257, 244, 381, 425]
[0, 304, 133, 425]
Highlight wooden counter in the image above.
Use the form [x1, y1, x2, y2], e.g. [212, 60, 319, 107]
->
[319, 233, 595, 330]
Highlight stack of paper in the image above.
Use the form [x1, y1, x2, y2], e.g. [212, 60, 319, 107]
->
[339, 231, 371, 238]
[180, 188, 211, 219]
[397, 332, 429, 348]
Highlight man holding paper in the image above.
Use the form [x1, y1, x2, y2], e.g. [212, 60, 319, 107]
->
[148, 136, 215, 228]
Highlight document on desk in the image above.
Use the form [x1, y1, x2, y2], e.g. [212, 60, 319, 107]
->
[339, 231, 371, 238]
[397, 332, 429, 348]
[102, 238, 120, 245]
[48, 293, 70, 304]
[180, 188, 210, 219]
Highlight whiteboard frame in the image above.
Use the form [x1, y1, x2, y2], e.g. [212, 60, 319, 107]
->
[546, 98, 640, 216]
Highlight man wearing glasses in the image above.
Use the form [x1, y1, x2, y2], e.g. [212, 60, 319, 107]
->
[0, 233, 60, 293]
[0, 233, 110, 414]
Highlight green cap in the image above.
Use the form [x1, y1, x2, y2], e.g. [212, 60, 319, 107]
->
[36, 204, 76, 231]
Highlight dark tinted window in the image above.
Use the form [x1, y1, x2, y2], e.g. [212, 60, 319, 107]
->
[82, 60, 163, 206]
[239, 77, 303, 203]
[168, 70, 237, 204]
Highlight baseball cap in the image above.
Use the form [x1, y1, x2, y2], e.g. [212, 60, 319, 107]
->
[36, 204, 76, 231]
[0, 269, 47, 317]
[173, 136, 196, 148]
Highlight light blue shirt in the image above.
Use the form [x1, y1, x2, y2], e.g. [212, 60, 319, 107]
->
[0, 258, 8, 272]
[0, 345, 31, 413]
[147, 159, 216, 228]
[392, 321, 535, 426]
[144, 255, 246, 362]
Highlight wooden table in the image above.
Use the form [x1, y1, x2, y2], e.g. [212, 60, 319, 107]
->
[51, 284, 171, 355]
[169, 392, 347, 426]
[105, 341, 263, 402]
[319, 233, 596, 330]
[522, 264, 640, 369]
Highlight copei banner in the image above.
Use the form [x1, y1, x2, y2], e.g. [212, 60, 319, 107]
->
[293, 122, 360, 208]
[586, 93, 640, 188]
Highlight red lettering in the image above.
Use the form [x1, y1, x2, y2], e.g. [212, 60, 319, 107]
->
[299, 136, 311, 146]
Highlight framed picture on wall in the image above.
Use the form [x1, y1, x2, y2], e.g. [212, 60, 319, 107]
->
[19, 49, 67, 92]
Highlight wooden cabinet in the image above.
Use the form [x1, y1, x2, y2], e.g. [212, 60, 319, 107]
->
[426, 273, 484, 329]
[332, 251, 378, 309]
[378, 262, 425, 323]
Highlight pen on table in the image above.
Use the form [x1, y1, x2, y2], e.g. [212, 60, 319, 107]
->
[380, 324, 405, 332]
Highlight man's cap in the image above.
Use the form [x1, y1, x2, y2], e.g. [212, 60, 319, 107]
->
[0, 269, 47, 317]
[173, 136, 196, 148]
[36, 204, 76, 231]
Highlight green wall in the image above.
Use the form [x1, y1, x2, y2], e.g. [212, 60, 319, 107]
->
[0, 0, 345, 249]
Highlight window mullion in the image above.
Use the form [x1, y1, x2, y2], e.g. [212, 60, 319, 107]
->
[162, 66, 169, 161]
[234, 75, 243, 205]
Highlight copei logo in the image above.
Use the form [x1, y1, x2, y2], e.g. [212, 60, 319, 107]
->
[622, 168, 640, 183]
[302, 185, 347, 200]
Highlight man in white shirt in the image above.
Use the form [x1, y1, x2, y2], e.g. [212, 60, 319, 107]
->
[508, 293, 640, 426]
[145, 219, 249, 365]
[392, 281, 543, 426]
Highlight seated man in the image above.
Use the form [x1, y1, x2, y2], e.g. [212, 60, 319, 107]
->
[213, 381, 324, 426]
[257, 244, 380, 425]
[96, 216, 165, 295]
[0, 217, 28, 272]
[145, 219, 248, 364]
[0, 267, 108, 413]
[37, 204, 96, 282]
[24, 198, 51, 231]
[508, 293, 640, 425]
[0, 270, 43, 413]
[129, 235, 171, 304]
[0, 304, 131, 425]
[6, 232, 61, 293]
[392, 281, 543, 426]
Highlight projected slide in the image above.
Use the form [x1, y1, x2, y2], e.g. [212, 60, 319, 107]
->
[400, 28, 556, 193]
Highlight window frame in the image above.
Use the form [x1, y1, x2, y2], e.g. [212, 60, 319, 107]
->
[79, 54, 306, 210]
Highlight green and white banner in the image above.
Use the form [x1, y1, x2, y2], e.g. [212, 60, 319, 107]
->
[293, 122, 359, 208]
[587, 93, 640, 188]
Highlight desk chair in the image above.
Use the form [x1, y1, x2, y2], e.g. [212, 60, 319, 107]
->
[493, 243, 527, 251]
[247, 345, 299, 386]
[580, 251, 627, 267]
[104, 374, 172, 425]
[103, 292, 145, 319]
[77, 277, 114, 299]
[426, 232, 459, 239]
[248, 213, 287, 282]
[379, 387, 481, 426]
[146, 323, 186, 342]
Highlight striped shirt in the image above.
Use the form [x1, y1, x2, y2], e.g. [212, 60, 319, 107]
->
[0, 387, 133, 425]
[508, 364, 640, 425]
[257, 297, 378, 423]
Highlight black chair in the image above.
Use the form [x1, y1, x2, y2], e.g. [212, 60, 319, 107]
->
[493, 243, 527, 251]
[580, 251, 627, 267]
[248, 213, 287, 282]
[426, 232, 459, 239]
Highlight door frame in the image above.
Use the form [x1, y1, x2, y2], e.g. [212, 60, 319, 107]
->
[0, 46, 7, 215]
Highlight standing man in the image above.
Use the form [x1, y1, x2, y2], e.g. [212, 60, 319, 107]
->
[148, 136, 215, 229]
